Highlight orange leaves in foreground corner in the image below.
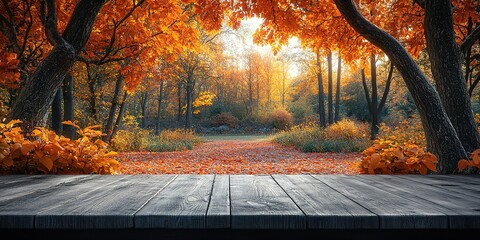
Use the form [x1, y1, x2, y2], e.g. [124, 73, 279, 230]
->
[458, 149, 480, 172]
[361, 140, 437, 174]
[0, 120, 119, 174]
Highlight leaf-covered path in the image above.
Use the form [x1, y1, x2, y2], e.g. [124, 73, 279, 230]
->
[116, 136, 362, 174]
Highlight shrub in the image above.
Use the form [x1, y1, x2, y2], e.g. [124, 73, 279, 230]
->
[211, 112, 238, 128]
[111, 129, 151, 152]
[0, 120, 119, 174]
[146, 129, 202, 152]
[272, 120, 370, 153]
[360, 139, 437, 174]
[377, 117, 426, 150]
[269, 109, 293, 130]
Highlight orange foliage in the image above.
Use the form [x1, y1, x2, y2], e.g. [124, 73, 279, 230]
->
[0, 120, 119, 174]
[458, 149, 480, 172]
[361, 139, 437, 174]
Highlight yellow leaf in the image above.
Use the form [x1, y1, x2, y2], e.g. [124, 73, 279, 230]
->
[104, 151, 118, 157]
[20, 141, 35, 155]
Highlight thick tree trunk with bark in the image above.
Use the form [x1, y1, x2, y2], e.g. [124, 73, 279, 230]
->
[86, 64, 97, 121]
[335, 54, 341, 123]
[51, 88, 63, 134]
[334, 0, 468, 173]
[62, 73, 75, 139]
[156, 80, 165, 135]
[177, 81, 182, 122]
[316, 51, 326, 127]
[424, 0, 480, 154]
[103, 74, 123, 142]
[6, 0, 106, 133]
[327, 52, 333, 125]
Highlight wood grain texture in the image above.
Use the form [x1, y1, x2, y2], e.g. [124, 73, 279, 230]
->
[230, 175, 305, 229]
[206, 175, 230, 229]
[134, 175, 214, 229]
[0, 175, 89, 203]
[273, 175, 378, 229]
[0, 175, 114, 229]
[35, 175, 175, 229]
[356, 175, 480, 229]
[313, 175, 448, 229]
[396, 175, 480, 199]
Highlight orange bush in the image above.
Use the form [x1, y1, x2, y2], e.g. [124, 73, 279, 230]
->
[458, 149, 480, 172]
[360, 139, 437, 174]
[0, 120, 120, 174]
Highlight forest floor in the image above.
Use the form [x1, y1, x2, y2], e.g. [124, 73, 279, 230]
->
[116, 135, 362, 174]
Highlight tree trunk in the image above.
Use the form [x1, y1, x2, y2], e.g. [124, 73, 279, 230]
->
[86, 64, 97, 121]
[370, 54, 379, 139]
[424, 0, 480, 154]
[334, 0, 468, 173]
[6, 0, 106, 133]
[62, 73, 75, 139]
[316, 50, 326, 127]
[156, 80, 165, 135]
[185, 79, 193, 129]
[327, 51, 333, 125]
[335, 53, 341, 122]
[177, 81, 182, 122]
[51, 88, 63, 135]
[141, 91, 149, 128]
[103, 74, 123, 142]
[110, 91, 128, 142]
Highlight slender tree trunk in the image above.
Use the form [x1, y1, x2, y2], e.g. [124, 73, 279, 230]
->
[103, 74, 123, 142]
[316, 50, 326, 127]
[110, 91, 128, 142]
[141, 91, 149, 128]
[177, 81, 182, 122]
[327, 51, 333, 125]
[62, 73, 75, 139]
[6, 0, 106, 133]
[156, 80, 164, 135]
[335, 53, 341, 122]
[185, 78, 193, 129]
[51, 88, 63, 135]
[370, 54, 379, 139]
[86, 64, 97, 121]
[334, 0, 468, 173]
[424, 0, 480, 154]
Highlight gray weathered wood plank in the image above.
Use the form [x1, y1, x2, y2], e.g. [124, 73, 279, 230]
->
[356, 175, 480, 229]
[0, 175, 89, 203]
[0, 175, 122, 228]
[230, 175, 305, 229]
[313, 175, 448, 229]
[35, 175, 175, 229]
[273, 175, 378, 229]
[396, 175, 480, 199]
[135, 174, 214, 229]
[206, 175, 230, 229]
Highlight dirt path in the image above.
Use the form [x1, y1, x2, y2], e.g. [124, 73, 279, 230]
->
[116, 135, 362, 174]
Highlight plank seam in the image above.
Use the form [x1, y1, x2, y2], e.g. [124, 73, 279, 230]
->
[271, 175, 308, 224]
[228, 175, 232, 229]
[131, 174, 178, 228]
[204, 174, 217, 228]
[310, 174, 381, 228]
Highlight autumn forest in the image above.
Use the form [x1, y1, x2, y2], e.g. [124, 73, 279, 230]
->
[1, 0, 480, 175]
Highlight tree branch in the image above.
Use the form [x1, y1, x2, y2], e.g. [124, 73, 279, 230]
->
[361, 69, 372, 114]
[460, 25, 480, 54]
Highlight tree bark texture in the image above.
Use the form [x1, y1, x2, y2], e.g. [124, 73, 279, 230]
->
[327, 52, 333, 125]
[51, 88, 63, 135]
[316, 51, 326, 127]
[334, 0, 468, 173]
[62, 73, 75, 139]
[335, 54, 341, 123]
[103, 74, 123, 142]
